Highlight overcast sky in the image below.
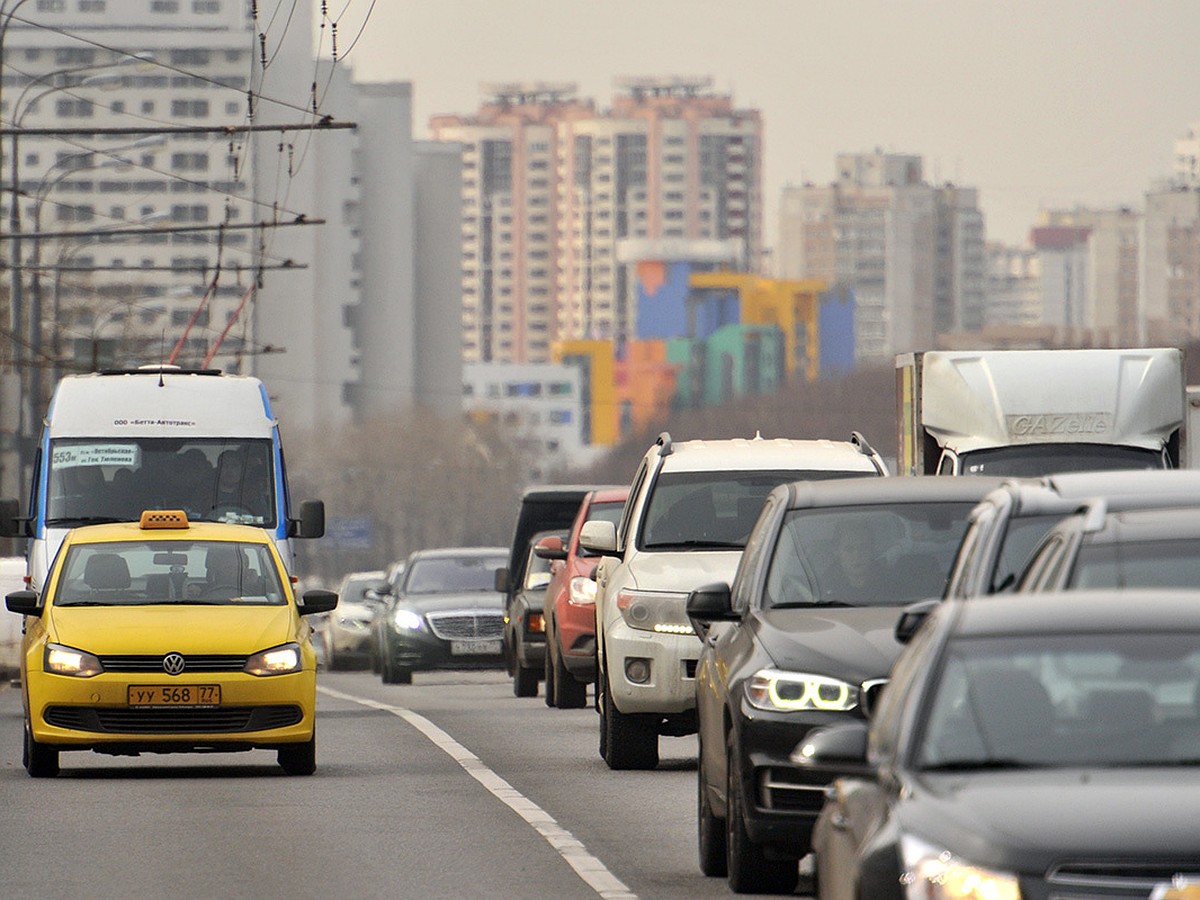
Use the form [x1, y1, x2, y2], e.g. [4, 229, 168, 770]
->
[319, 0, 1200, 248]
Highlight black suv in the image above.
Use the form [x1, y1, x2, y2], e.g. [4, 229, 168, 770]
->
[496, 485, 602, 697]
[687, 475, 1004, 894]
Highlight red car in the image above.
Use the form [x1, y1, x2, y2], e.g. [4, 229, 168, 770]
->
[540, 487, 629, 709]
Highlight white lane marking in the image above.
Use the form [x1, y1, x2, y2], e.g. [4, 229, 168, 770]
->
[318, 685, 637, 900]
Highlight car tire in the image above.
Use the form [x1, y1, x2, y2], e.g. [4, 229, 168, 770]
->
[602, 675, 658, 770]
[514, 662, 539, 697]
[554, 651, 587, 709]
[597, 668, 609, 760]
[725, 732, 797, 894]
[24, 720, 59, 778]
[697, 733, 727, 876]
[381, 649, 403, 684]
[278, 732, 317, 776]
[544, 652, 556, 710]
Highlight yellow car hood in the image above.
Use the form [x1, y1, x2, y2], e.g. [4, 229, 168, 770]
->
[48, 605, 298, 655]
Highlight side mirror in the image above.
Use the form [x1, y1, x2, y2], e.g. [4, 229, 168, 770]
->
[579, 520, 617, 555]
[6, 589, 40, 616]
[494, 567, 509, 593]
[299, 588, 338, 616]
[685, 582, 735, 638]
[289, 499, 326, 538]
[534, 534, 568, 561]
[0, 497, 28, 538]
[790, 721, 870, 769]
[895, 598, 939, 644]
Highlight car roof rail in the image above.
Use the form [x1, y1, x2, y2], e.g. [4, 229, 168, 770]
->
[656, 431, 673, 457]
[850, 431, 876, 457]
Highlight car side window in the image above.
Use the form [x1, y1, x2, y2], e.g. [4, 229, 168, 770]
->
[946, 509, 990, 599]
[732, 492, 781, 613]
[1015, 533, 1066, 591]
[870, 617, 939, 766]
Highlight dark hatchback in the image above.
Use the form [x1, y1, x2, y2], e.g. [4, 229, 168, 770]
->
[802, 590, 1200, 900]
[376, 546, 508, 684]
[687, 475, 1004, 895]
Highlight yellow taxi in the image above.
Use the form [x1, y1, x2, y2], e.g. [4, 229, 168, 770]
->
[4, 510, 337, 777]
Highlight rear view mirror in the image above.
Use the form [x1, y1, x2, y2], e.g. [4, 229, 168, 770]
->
[289, 500, 325, 538]
[579, 520, 617, 554]
[153, 552, 188, 566]
[790, 721, 869, 769]
[0, 497, 28, 538]
[534, 534, 568, 561]
[494, 567, 509, 593]
[6, 590, 40, 616]
[299, 589, 338, 615]
[895, 598, 939, 644]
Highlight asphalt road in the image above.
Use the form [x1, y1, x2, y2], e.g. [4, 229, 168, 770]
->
[0, 669, 815, 899]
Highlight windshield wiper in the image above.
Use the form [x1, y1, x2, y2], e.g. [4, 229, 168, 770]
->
[45, 516, 124, 527]
[644, 540, 743, 550]
[920, 758, 1045, 772]
[770, 600, 854, 609]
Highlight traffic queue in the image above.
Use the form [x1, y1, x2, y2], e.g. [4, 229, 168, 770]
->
[5, 349, 1200, 899]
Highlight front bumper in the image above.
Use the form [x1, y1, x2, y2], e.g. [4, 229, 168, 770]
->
[328, 621, 373, 657]
[384, 628, 504, 672]
[732, 698, 870, 854]
[25, 667, 317, 752]
[557, 601, 597, 681]
[604, 620, 701, 716]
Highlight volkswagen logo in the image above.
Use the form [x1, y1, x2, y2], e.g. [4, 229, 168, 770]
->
[162, 653, 186, 675]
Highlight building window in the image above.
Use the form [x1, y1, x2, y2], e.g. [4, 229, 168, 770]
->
[170, 49, 211, 65]
[56, 98, 94, 118]
[39, 0, 66, 12]
[150, 0, 179, 10]
[170, 99, 210, 118]
[192, 0, 220, 11]
[171, 153, 209, 172]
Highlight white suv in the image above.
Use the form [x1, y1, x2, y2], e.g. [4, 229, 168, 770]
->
[580, 431, 886, 769]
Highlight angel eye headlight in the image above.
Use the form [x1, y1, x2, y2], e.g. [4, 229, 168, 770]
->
[745, 668, 859, 712]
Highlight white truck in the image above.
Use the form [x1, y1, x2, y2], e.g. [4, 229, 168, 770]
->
[896, 348, 1185, 477]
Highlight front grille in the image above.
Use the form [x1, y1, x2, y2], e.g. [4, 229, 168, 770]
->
[44, 705, 302, 734]
[1047, 861, 1200, 899]
[97, 654, 249, 673]
[426, 610, 503, 641]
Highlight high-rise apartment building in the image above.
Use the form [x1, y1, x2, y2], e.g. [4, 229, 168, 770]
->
[1, 1, 462, 470]
[1140, 185, 1200, 345]
[432, 78, 763, 364]
[776, 151, 984, 363]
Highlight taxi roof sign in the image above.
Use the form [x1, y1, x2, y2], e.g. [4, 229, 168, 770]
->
[139, 510, 189, 530]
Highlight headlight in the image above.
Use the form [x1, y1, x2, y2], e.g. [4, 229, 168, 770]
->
[615, 589, 694, 634]
[391, 608, 424, 631]
[745, 668, 859, 712]
[244, 643, 302, 676]
[900, 834, 1020, 900]
[568, 576, 597, 606]
[44, 643, 104, 678]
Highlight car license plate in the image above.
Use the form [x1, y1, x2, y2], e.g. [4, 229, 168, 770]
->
[128, 685, 221, 707]
[450, 639, 501, 656]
